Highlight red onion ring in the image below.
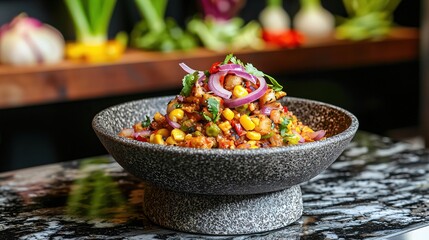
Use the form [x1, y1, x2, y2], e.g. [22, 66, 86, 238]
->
[226, 69, 257, 84]
[224, 76, 268, 108]
[165, 114, 181, 129]
[218, 63, 245, 72]
[309, 130, 326, 141]
[208, 71, 232, 99]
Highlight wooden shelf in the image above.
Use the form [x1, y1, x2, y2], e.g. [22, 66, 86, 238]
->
[0, 27, 419, 109]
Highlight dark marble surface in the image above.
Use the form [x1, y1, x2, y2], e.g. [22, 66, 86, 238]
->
[0, 132, 428, 239]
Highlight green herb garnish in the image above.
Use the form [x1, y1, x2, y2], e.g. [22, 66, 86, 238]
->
[180, 72, 199, 96]
[279, 117, 290, 137]
[142, 116, 151, 127]
[265, 74, 283, 91]
[202, 97, 221, 122]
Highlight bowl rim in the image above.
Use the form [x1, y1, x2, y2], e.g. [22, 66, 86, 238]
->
[92, 96, 359, 156]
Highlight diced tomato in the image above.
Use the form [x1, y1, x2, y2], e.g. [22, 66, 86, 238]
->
[231, 120, 246, 136]
[135, 135, 148, 142]
[209, 61, 221, 74]
[283, 106, 288, 112]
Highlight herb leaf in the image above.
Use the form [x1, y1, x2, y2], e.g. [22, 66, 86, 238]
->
[223, 53, 234, 64]
[206, 97, 220, 122]
[229, 55, 244, 66]
[279, 117, 290, 137]
[180, 72, 199, 96]
[265, 74, 283, 91]
[245, 63, 264, 77]
[142, 116, 151, 127]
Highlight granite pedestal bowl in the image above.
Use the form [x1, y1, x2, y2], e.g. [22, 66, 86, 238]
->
[92, 96, 358, 235]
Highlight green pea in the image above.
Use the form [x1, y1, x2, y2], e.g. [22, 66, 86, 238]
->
[206, 123, 221, 137]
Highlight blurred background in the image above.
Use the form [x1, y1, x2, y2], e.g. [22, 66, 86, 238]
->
[0, 0, 422, 171]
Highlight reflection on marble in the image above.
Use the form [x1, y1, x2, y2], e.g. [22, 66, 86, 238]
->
[0, 132, 428, 239]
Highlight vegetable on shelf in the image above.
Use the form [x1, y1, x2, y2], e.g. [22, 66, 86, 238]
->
[0, 13, 65, 66]
[293, 0, 335, 39]
[187, 0, 264, 51]
[259, 0, 304, 48]
[131, 0, 197, 52]
[64, 0, 126, 62]
[336, 0, 402, 41]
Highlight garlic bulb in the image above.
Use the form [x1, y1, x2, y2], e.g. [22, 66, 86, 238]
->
[294, 0, 335, 39]
[0, 14, 65, 65]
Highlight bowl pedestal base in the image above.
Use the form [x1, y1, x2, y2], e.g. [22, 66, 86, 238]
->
[143, 185, 303, 235]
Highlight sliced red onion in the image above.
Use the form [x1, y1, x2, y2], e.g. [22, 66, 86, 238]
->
[179, 62, 205, 84]
[309, 130, 326, 141]
[260, 105, 279, 115]
[197, 73, 206, 85]
[165, 114, 181, 129]
[208, 71, 232, 99]
[179, 62, 197, 74]
[218, 63, 245, 72]
[176, 95, 184, 102]
[226, 69, 257, 84]
[224, 76, 268, 108]
[292, 130, 305, 143]
[133, 130, 151, 139]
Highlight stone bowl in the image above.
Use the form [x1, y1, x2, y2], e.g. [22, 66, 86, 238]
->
[92, 96, 358, 196]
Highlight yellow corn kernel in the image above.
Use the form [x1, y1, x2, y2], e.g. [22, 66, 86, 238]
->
[154, 112, 164, 122]
[233, 85, 248, 98]
[171, 128, 186, 141]
[185, 134, 193, 141]
[251, 117, 260, 127]
[153, 134, 165, 144]
[240, 115, 255, 131]
[157, 128, 170, 138]
[222, 108, 234, 121]
[250, 145, 259, 149]
[247, 140, 257, 146]
[165, 136, 177, 145]
[218, 121, 232, 133]
[150, 134, 164, 144]
[246, 131, 261, 141]
[169, 109, 184, 122]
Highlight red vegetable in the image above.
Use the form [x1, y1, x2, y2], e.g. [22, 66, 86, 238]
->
[231, 120, 246, 136]
[262, 30, 304, 48]
[209, 61, 221, 74]
[165, 114, 181, 129]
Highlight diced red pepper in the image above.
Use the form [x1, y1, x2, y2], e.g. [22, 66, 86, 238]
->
[231, 120, 246, 136]
[135, 135, 148, 142]
[283, 106, 289, 112]
[209, 61, 222, 74]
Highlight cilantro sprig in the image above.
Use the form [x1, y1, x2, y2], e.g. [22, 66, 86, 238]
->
[142, 116, 151, 127]
[180, 72, 199, 96]
[224, 54, 283, 92]
[202, 97, 221, 122]
[279, 117, 290, 137]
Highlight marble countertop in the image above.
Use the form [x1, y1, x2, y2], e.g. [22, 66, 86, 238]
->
[1, 132, 428, 239]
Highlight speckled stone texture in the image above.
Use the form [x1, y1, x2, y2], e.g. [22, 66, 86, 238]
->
[143, 184, 303, 235]
[92, 96, 358, 195]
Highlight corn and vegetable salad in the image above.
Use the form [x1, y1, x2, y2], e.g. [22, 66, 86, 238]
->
[119, 54, 326, 149]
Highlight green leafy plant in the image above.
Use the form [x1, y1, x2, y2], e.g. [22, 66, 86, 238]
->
[336, 0, 402, 40]
[131, 0, 197, 52]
